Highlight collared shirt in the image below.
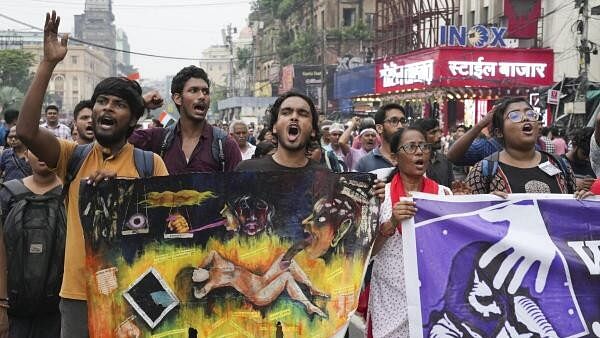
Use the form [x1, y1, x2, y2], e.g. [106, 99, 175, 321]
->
[129, 122, 242, 174]
[426, 151, 454, 187]
[355, 147, 394, 173]
[55, 140, 168, 300]
[240, 143, 256, 160]
[41, 122, 72, 140]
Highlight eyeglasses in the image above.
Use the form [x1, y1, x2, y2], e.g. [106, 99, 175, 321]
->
[384, 117, 407, 126]
[505, 110, 541, 123]
[397, 142, 432, 154]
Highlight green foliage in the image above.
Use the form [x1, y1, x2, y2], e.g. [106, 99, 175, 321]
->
[329, 21, 373, 41]
[276, 0, 296, 18]
[278, 30, 319, 64]
[0, 86, 23, 111]
[237, 48, 252, 70]
[209, 85, 227, 114]
[0, 49, 35, 93]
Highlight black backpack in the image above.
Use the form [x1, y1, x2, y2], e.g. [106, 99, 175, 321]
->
[160, 124, 228, 171]
[1, 180, 66, 316]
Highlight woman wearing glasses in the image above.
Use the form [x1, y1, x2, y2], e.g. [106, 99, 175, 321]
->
[466, 97, 576, 194]
[367, 126, 451, 338]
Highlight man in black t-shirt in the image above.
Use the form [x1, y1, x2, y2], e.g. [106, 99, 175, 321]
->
[236, 92, 322, 172]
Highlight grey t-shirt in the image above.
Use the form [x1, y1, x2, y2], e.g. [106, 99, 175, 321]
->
[591, 132, 600, 177]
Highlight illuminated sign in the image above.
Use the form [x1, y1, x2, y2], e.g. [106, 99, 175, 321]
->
[448, 57, 547, 80]
[439, 25, 507, 48]
[378, 60, 434, 88]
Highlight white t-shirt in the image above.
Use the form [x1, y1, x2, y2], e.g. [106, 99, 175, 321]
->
[240, 143, 256, 160]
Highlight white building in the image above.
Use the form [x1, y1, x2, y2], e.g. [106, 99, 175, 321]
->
[198, 45, 231, 87]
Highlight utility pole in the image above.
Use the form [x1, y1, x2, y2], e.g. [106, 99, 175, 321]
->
[577, 0, 590, 99]
[225, 24, 236, 98]
[320, 14, 327, 118]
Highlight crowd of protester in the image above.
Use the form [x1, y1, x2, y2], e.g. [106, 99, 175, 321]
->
[0, 10, 599, 338]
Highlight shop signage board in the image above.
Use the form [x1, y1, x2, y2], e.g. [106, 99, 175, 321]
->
[375, 47, 554, 94]
[439, 25, 508, 48]
[547, 89, 560, 105]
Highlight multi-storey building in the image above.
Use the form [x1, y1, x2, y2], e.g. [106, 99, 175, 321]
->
[74, 0, 117, 76]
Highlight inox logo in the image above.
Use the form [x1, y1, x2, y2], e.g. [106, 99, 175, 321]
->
[440, 25, 507, 48]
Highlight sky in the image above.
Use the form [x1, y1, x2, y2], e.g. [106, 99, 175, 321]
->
[0, 0, 252, 81]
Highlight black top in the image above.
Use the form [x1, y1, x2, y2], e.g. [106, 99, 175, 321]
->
[563, 155, 596, 178]
[498, 154, 562, 193]
[235, 155, 323, 172]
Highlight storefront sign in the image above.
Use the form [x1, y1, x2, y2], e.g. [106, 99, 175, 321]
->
[547, 89, 560, 105]
[379, 60, 434, 88]
[440, 25, 507, 48]
[374, 47, 554, 94]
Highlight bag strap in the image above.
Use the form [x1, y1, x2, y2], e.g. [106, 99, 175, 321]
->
[159, 124, 177, 158]
[63, 143, 94, 198]
[10, 152, 29, 177]
[542, 151, 575, 194]
[1, 180, 31, 201]
[133, 148, 154, 178]
[211, 126, 227, 172]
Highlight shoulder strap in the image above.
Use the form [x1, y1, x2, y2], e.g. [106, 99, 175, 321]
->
[10, 152, 29, 176]
[481, 151, 500, 193]
[63, 143, 94, 197]
[160, 124, 177, 158]
[133, 148, 154, 178]
[542, 151, 575, 194]
[211, 126, 228, 172]
[1, 180, 30, 200]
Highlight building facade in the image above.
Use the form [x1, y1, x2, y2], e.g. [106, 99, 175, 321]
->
[74, 0, 117, 75]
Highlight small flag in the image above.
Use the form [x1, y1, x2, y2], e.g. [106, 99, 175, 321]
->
[158, 111, 176, 127]
[127, 72, 140, 81]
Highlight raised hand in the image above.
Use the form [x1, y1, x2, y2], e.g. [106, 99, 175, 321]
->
[43, 10, 68, 65]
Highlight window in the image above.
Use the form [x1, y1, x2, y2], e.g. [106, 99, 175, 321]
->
[72, 76, 79, 90]
[53, 75, 64, 92]
[71, 56, 78, 64]
[343, 8, 356, 27]
[468, 10, 475, 27]
[481, 6, 489, 24]
[458, 14, 463, 26]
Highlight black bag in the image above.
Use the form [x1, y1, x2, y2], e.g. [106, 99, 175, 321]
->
[1, 180, 66, 316]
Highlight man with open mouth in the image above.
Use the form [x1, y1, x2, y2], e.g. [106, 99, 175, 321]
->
[129, 65, 242, 174]
[235, 91, 323, 172]
[13, 11, 169, 337]
[72, 99, 94, 145]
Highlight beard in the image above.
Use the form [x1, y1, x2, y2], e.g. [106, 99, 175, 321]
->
[92, 121, 131, 147]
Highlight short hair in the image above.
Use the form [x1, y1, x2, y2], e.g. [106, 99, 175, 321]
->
[550, 126, 560, 137]
[229, 120, 248, 134]
[358, 117, 376, 132]
[491, 97, 533, 136]
[374, 103, 405, 125]
[252, 141, 276, 158]
[456, 124, 467, 132]
[45, 105, 59, 113]
[171, 65, 210, 95]
[570, 126, 594, 157]
[90, 77, 145, 137]
[73, 100, 94, 120]
[268, 91, 320, 146]
[389, 126, 427, 154]
[412, 118, 439, 133]
[541, 127, 551, 137]
[3, 109, 19, 125]
[257, 128, 271, 142]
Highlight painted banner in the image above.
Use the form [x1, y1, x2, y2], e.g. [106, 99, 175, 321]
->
[403, 193, 600, 338]
[80, 171, 377, 338]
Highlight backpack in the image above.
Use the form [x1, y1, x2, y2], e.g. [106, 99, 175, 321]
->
[62, 143, 155, 197]
[160, 124, 228, 171]
[481, 150, 575, 194]
[1, 180, 65, 316]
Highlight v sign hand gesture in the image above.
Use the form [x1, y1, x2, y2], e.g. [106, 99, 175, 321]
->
[43, 11, 68, 65]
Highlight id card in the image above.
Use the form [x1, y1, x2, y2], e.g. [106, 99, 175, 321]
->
[538, 161, 561, 176]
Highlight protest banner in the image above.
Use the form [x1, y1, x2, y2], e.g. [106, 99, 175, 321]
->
[402, 193, 600, 338]
[79, 170, 377, 338]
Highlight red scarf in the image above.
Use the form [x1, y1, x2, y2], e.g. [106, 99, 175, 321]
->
[390, 172, 439, 233]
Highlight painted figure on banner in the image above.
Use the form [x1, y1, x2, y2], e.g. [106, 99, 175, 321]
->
[80, 171, 378, 338]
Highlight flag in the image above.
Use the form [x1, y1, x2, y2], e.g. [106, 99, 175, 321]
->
[158, 111, 175, 127]
[126, 72, 140, 81]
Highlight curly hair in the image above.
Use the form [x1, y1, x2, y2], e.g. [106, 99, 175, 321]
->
[171, 65, 210, 95]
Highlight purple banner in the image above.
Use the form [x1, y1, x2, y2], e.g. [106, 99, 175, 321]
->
[403, 193, 600, 338]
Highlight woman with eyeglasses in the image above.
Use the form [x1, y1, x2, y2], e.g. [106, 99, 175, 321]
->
[466, 97, 576, 194]
[367, 127, 451, 338]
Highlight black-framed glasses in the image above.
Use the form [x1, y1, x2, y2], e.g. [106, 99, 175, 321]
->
[384, 117, 407, 126]
[397, 142, 432, 154]
[505, 110, 541, 123]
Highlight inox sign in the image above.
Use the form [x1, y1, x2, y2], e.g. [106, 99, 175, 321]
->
[440, 25, 507, 48]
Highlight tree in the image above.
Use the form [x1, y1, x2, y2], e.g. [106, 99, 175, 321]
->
[0, 49, 35, 92]
[237, 48, 252, 70]
[0, 86, 23, 111]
